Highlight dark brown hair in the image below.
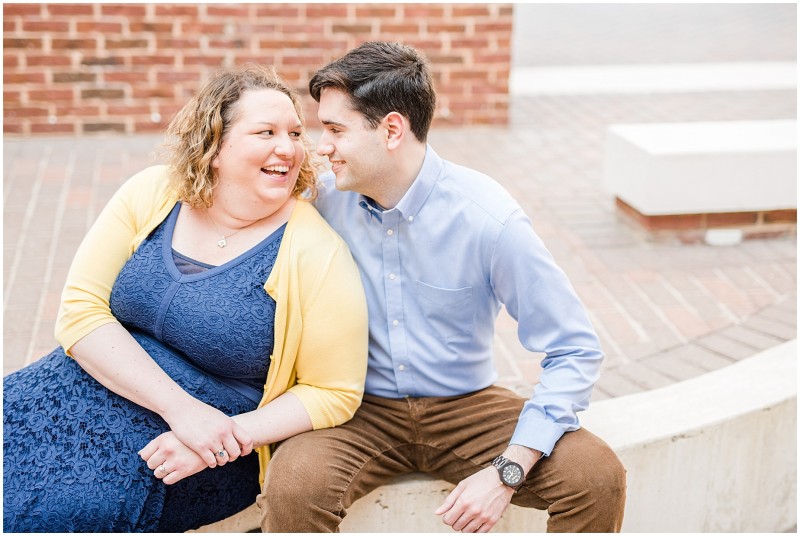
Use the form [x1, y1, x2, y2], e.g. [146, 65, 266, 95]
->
[309, 41, 436, 142]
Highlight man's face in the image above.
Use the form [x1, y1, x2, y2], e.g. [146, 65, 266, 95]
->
[316, 88, 388, 197]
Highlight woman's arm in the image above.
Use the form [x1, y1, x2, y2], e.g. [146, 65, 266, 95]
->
[285, 240, 369, 428]
[71, 323, 253, 467]
[56, 168, 252, 467]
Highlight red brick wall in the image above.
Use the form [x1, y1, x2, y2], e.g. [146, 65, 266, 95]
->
[615, 198, 797, 241]
[3, 3, 513, 136]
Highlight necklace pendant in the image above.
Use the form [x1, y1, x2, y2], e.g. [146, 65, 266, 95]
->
[217, 237, 227, 248]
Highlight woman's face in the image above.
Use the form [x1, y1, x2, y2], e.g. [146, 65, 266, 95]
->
[212, 88, 305, 210]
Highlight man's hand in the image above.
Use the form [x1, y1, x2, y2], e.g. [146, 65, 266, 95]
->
[434, 466, 514, 533]
[435, 445, 542, 533]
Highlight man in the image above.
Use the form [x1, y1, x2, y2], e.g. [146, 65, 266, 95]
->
[258, 41, 626, 533]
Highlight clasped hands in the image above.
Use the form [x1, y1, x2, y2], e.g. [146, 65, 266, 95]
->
[138, 401, 253, 485]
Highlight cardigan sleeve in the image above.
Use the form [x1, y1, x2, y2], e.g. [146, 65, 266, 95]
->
[286, 240, 369, 429]
[54, 166, 173, 354]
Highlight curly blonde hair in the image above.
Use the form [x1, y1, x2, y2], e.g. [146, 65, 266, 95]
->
[165, 65, 318, 207]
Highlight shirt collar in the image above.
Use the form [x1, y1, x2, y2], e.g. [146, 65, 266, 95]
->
[357, 144, 442, 223]
[358, 197, 384, 223]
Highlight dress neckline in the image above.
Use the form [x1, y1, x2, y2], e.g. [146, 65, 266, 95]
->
[162, 202, 286, 283]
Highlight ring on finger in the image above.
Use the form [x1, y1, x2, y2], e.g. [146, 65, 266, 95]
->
[156, 463, 168, 475]
[215, 449, 227, 458]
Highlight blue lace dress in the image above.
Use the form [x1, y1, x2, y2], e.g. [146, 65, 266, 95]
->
[3, 202, 284, 532]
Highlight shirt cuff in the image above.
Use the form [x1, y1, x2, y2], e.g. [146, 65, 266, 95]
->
[509, 412, 577, 457]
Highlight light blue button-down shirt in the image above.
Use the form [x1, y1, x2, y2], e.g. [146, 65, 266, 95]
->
[315, 145, 603, 455]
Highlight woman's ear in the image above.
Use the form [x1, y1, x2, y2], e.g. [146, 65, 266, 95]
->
[383, 112, 407, 150]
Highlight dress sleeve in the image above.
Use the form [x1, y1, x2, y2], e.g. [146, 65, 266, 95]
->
[55, 167, 169, 355]
[287, 241, 369, 429]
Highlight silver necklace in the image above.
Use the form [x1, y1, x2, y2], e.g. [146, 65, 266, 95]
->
[204, 209, 244, 248]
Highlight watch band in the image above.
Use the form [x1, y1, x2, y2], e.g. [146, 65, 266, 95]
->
[491, 455, 510, 470]
[491, 455, 526, 489]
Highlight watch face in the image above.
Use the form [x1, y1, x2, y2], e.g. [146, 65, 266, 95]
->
[502, 463, 523, 485]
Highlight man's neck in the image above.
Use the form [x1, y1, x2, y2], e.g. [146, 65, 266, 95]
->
[371, 141, 427, 209]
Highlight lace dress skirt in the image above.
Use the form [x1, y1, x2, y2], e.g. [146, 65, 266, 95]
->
[3, 204, 283, 532]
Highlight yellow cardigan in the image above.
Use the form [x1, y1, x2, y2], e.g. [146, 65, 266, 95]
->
[55, 166, 368, 483]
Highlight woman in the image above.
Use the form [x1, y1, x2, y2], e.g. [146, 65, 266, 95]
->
[3, 66, 368, 532]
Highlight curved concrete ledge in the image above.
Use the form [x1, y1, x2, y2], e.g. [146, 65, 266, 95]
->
[581, 338, 796, 532]
[194, 340, 796, 532]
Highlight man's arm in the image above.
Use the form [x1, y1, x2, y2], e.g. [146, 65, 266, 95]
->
[437, 208, 603, 532]
[492, 208, 603, 453]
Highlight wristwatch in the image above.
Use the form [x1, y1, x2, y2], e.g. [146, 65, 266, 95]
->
[491, 455, 525, 489]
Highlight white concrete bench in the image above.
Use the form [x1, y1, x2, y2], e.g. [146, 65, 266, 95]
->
[603, 120, 796, 232]
[194, 340, 796, 532]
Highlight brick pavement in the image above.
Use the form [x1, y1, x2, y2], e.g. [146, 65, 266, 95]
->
[4, 87, 796, 400]
[440, 89, 796, 400]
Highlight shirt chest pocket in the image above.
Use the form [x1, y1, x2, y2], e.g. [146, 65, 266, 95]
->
[413, 280, 474, 342]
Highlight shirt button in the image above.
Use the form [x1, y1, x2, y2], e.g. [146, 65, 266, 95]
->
[398, 364, 406, 371]
[392, 319, 399, 327]
[387, 229, 394, 236]
[408, 216, 414, 222]
[389, 273, 396, 280]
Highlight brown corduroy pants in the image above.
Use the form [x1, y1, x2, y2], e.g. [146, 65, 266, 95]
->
[258, 386, 626, 533]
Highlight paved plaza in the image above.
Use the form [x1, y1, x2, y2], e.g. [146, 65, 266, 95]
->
[3, 4, 797, 404]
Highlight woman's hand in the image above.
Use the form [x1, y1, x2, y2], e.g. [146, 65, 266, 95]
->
[162, 401, 254, 468]
[139, 432, 208, 485]
[68, 325, 253, 468]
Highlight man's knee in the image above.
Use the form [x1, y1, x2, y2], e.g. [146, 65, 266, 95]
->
[585, 443, 626, 506]
[552, 429, 627, 528]
[558, 429, 626, 498]
[258, 432, 349, 532]
[523, 429, 626, 512]
[569, 441, 626, 531]
[265, 432, 347, 500]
